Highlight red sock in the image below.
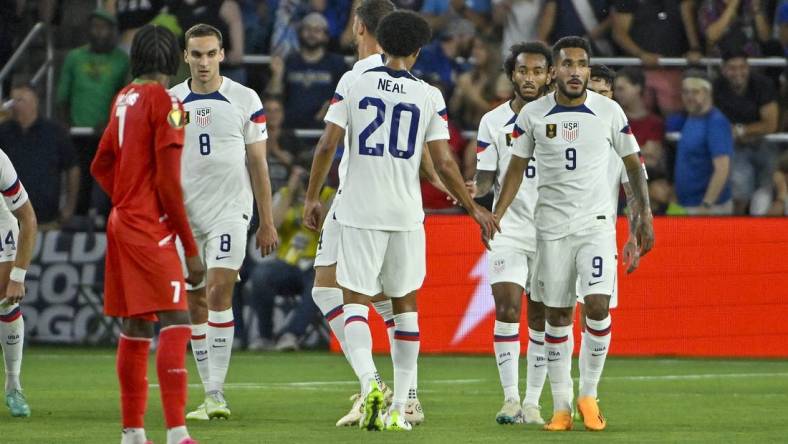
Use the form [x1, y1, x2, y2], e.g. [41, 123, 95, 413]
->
[117, 335, 152, 428]
[157, 325, 191, 428]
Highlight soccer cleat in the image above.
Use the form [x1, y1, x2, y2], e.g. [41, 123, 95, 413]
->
[336, 393, 364, 427]
[403, 398, 424, 425]
[5, 389, 30, 417]
[577, 396, 606, 431]
[359, 381, 384, 431]
[205, 391, 231, 420]
[495, 398, 524, 424]
[383, 409, 412, 431]
[543, 410, 573, 431]
[185, 402, 209, 421]
[177, 439, 198, 444]
[522, 403, 545, 425]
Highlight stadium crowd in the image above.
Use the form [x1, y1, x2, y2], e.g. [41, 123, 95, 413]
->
[0, 0, 787, 350]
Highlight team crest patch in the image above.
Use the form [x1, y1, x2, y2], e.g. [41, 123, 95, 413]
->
[167, 109, 186, 129]
[194, 107, 212, 128]
[493, 258, 505, 274]
[546, 123, 556, 138]
[562, 121, 579, 142]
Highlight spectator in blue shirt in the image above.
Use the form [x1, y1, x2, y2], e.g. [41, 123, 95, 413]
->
[411, 22, 474, 95]
[421, 0, 492, 36]
[669, 71, 734, 215]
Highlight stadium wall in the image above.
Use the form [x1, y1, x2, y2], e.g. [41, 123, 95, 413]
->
[345, 216, 788, 358]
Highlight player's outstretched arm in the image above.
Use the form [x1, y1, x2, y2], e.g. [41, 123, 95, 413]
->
[246, 140, 279, 256]
[419, 146, 455, 200]
[3, 201, 37, 305]
[303, 122, 344, 231]
[493, 154, 528, 221]
[427, 139, 500, 247]
[623, 153, 654, 256]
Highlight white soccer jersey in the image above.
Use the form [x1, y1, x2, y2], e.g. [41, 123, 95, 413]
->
[333, 54, 386, 199]
[512, 90, 639, 239]
[170, 77, 267, 236]
[325, 66, 450, 231]
[476, 101, 537, 252]
[0, 149, 26, 225]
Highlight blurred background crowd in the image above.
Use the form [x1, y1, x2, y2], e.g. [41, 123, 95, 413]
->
[1, 0, 787, 349]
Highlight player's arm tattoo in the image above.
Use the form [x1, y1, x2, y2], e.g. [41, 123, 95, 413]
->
[622, 181, 639, 238]
[474, 170, 495, 197]
[623, 154, 651, 217]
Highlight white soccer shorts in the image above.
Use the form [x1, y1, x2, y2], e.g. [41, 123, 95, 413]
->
[532, 227, 616, 308]
[178, 223, 248, 290]
[576, 265, 618, 308]
[0, 221, 18, 263]
[314, 210, 340, 268]
[487, 246, 534, 291]
[336, 225, 425, 298]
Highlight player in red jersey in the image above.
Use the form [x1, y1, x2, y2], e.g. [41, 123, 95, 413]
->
[91, 24, 205, 444]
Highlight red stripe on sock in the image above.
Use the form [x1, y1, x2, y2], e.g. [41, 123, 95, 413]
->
[384, 319, 395, 328]
[586, 325, 611, 336]
[0, 307, 21, 322]
[191, 334, 206, 340]
[325, 305, 344, 322]
[545, 334, 569, 344]
[494, 334, 519, 342]
[208, 320, 235, 328]
[344, 315, 367, 326]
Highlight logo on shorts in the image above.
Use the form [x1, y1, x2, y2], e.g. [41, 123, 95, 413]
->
[562, 121, 579, 142]
[195, 107, 212, 128]
[546, 123, 557, 138]
[493, 258, 505, 273]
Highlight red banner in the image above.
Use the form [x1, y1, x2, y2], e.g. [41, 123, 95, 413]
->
[332, 216, 788, 358]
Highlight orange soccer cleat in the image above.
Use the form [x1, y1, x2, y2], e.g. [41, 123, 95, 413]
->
[543, 410, 573, 431]
[577, 396, 607, 431]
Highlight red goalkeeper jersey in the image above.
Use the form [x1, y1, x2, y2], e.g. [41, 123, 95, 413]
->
[92, 80, 197, 257]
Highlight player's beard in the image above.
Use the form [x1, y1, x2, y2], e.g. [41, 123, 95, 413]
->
[515, 82, 546, 103]
[557, 77, 588, 100]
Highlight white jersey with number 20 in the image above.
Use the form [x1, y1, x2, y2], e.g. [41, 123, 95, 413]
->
[325, 66, 450, 231]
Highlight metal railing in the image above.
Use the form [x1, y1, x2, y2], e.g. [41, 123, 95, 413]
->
[0, 22, 55, 118]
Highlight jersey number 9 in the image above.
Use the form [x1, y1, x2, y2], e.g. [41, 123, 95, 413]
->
[357, 97, 420, 160]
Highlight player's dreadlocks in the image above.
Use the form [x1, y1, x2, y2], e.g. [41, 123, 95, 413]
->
[130, 24, 180, 78]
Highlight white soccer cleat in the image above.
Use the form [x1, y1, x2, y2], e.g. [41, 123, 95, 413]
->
[383, 409, 412, 431]
[403, 398, 424, 425]
[496, 398, 524, 424]
[523, 403, 545, 425]
[335, 393, 364, 427]
[185, 402, 209, 421]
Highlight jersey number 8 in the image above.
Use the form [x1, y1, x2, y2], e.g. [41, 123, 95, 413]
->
[357, 97, 420, 160]
[199, 133, 211, 155]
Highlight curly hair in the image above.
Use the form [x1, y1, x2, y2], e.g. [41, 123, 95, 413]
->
[377, 11, 431, 57]
[130, 24, 180, 78]
[503, 41, 552, 79]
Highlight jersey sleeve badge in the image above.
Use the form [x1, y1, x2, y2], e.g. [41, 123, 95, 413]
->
[167, 108, 187, 129]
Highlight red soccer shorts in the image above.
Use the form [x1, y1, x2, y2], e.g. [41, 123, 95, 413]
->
[104, 234, 187, 321]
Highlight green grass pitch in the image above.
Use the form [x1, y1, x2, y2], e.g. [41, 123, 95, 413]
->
[4, 347, 788, 443]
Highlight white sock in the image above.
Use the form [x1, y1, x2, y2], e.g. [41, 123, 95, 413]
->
[207, 308, 234, 393]
[0, 304, 23, 392]
[166, 425, 189, 444]
[343, 304, 377, 394]
[579, 315, 611, 399]
[524, 328, 547, 407]
[493, 320, 520, 402]
[371, 299, 395, 347]
[545, 323, 574, 412]
[190, 323, 210, 393]
[121, 427, 147, 444]
[391, 312, 419, 414]
[312, 287, 353, 368]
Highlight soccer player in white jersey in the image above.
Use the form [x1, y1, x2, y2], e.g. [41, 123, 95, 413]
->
[304, 11, 498, 432]
[307, 0, 440, 428]
[493, 36, 654, 432]
[170, 24, 279, 420]
[0, 149, 36, 418]
[473, 41, 551, 426]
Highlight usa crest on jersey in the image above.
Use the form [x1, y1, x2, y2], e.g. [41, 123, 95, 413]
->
[195, 108, 211, 128]
[562, 121, 579, 142]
